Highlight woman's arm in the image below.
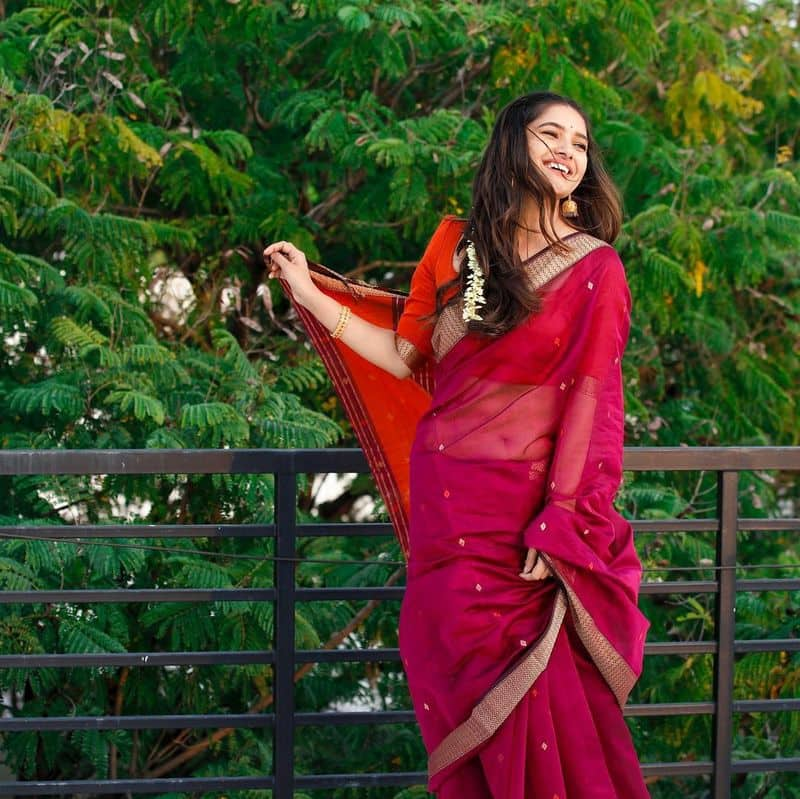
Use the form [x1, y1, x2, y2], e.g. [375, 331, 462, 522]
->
[263, 240, 411, 380]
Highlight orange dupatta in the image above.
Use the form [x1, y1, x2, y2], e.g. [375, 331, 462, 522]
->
[284, 217, 465, 556]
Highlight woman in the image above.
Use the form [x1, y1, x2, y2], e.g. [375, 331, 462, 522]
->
[264, 92, 650, 798]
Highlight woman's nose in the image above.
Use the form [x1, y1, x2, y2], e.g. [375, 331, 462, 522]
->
[555, 139, 573, 157]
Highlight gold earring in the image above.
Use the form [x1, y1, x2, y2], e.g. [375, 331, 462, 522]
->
[561, 194, 578, 218]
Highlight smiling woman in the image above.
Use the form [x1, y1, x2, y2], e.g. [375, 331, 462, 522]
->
[265, 92, 650, 798]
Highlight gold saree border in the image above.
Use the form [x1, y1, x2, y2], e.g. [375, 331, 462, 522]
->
[431, 233, 610, 362]
[395, 334, 425, 371]
[427, 589, 568, 780]
[559, 573, 638, 706]
[426, 559, 638, 782]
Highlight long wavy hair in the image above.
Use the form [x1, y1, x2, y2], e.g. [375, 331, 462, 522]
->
[435, 92, 622, 336]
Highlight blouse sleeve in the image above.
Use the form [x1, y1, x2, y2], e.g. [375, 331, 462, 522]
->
[395, 217, 462, 370]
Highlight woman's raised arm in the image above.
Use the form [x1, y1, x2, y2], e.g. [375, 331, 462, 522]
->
[263, 240, 411, 380]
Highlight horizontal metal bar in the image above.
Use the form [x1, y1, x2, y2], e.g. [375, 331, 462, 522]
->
[639, 761, 713, 777]
[0, 524, 275, 539]
[734, 638, 800, 653]
[738, 578, 800, 592]
[0, 581, 792, 608]
[296, 638, 797, 663]
[626, 702, 715, 717]
[639, 580, 718, 595]
[294, 772, 426, 789]
[0, 651, 274, 668]
[0, 518, 793, 540]
[0, 579, 791, 607]
[296, 648, 401, 663]
[0, 448, 371, 475]
[295, 587, 405, 601]
[645, 641, 717, 655]
[642, 638, 799, 657]
[625, 698, 800, 717]
[0, 700, 794, 735]
[296, 710, 416, 726]
[0, 588, 275, 603]
[0, 713, 275, 732]
[735, 699, 800, 713]
[6, 638, 789, 670]
[295, 579, 793, 601]
[1, 447, 798, 477]
[738, 518, 800, 531]
[633, 519, 718, 533]
[296, 522, 395, 538]
[622, 447, 800, 471]
[730, 757, 800, 774]
[0, 776, 275, 796]
[640, 578, 800, 596]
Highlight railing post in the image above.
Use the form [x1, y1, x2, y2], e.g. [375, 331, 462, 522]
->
[713, 471, 738, 798]
[274, 468, 297, 798]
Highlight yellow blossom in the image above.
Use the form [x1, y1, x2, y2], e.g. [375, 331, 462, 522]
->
[692, 260, 708, 297]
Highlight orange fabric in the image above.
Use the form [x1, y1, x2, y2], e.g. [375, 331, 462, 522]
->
[284, 217, 463, 557]
[395, 216, 464, 358]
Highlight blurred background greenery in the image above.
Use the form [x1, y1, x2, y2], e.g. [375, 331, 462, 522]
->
[0, 0, 797, 796]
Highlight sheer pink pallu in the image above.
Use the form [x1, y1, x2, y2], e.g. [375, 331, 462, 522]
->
[289, 218, 650, 798]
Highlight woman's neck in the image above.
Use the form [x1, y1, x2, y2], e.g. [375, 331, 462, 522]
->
[516, 201, 578, 259]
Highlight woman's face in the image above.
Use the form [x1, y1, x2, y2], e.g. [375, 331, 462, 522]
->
[525, 103, 589, 199]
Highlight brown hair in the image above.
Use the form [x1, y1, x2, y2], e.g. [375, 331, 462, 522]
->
[436, 92, 622, 337]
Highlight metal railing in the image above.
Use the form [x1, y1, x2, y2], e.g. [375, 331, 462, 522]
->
[0, 446, 798, 797]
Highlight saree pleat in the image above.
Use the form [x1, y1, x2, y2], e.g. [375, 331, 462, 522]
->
[289, 219, 650, 797]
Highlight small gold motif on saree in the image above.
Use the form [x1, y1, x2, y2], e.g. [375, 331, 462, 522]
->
[587, 281, 594, 290]
[520, 639, 527, 647]
[458, 537, 465, 546]
[559, 382, 567, 390]
[541, 741, 548, 751]
[540, 522, 547, 531]
[475, 583, 482, 592]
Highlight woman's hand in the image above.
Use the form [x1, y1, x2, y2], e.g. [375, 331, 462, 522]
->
[519, 547, 553, 581]
[263, 240, 318, 307]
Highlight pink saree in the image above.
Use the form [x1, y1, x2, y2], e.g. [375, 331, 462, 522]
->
[289, 217, 650, 798]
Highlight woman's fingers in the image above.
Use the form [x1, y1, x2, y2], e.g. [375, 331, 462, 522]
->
[264, 241, 309, 283]
[264, 240, 304, 264]
[519, 548, 539, 580]
[532, 558, 553, 580]
[520, 547, 553, 581]
[267, 249, 290, 275]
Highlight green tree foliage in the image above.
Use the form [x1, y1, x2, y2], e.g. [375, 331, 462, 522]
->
[0, 0, 797, 796]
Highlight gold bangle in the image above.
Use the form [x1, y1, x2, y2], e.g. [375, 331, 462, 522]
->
[330, 305, 351, 339]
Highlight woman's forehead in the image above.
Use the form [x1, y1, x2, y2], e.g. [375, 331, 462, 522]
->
[530, 104, 587, 136]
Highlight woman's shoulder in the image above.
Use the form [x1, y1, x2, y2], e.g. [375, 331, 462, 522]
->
[574, 235, 627, 281]
[420, 216, 465, 283]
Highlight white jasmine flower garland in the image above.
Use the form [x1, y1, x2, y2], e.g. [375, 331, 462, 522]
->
[462, 240, 486, 322]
